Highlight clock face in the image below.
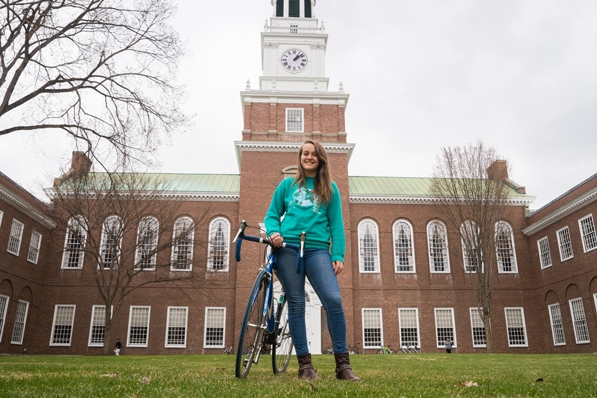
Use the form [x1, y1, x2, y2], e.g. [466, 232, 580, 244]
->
[281, 49, 308, 73]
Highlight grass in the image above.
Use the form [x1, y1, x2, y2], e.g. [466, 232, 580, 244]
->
[0, 353, 596, 397]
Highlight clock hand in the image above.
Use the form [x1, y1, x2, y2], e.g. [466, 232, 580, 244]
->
[293, 54, 301, 61]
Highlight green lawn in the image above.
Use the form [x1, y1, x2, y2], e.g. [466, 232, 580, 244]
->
[0, 353, 596, 397]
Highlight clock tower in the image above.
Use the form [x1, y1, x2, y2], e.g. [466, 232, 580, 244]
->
[234, 0, 356, 354]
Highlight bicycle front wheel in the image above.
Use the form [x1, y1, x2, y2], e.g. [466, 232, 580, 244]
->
[235, 270, 269, 379]
[272, 297, 293, 374]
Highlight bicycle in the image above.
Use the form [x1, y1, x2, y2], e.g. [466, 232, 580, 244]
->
[233, 221, 305, 379]
[377, 345, 394, 354]
[221, 345, 233, 354]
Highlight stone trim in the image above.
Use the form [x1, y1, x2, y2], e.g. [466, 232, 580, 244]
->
[523, 187, 597, 236]
[0, 184, 56, 229]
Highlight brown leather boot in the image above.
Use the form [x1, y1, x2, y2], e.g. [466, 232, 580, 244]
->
[297, 353, 320, 380]
[334, 352, 361, 381]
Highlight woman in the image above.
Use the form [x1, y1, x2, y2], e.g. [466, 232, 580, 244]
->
[265, 139, 360, 381]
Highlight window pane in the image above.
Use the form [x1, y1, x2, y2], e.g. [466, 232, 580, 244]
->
[435, 308, 455, 347]
[548, 304, 566, 346]
[496, 222, 517, 273]
[579, 215, 597, 252]
[128, 307, 150, 346]
[569, 298, 590, 344]
[557, 227, 573, 261]
[359, 221, 379, 272]
[208, 219, 230, 271]
[7, 219, 24, 255]
[172, 217, 194, 270]
[362, 309, 382, 347]
[27, 231, 42, 263]
[394, 221, 414, 272]
[62, 216, 87, 269]
[469, 308, 486, 347]
[428, 221, 449, 273]
[136, 217, 159, 269]
[538, 237, 552, 269]
[51, 305, 75, 346]
[167, 307, 188, 347]
[399, 309, 419, 348]
[204, 308, 225, 347]
[505, 308, 527, 347]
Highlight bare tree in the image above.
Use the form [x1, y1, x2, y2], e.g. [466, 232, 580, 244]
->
[0, 0, 188, 167]
[429, 142, 514, 352]
[48, 171, 210, 355]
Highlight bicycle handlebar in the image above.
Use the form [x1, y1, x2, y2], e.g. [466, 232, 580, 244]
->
[233, 221, 305, 274]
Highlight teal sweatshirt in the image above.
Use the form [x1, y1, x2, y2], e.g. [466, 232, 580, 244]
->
[264, 177, 345, 263]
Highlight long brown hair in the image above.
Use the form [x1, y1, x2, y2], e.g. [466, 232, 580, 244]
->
[294, 140, 333, 203]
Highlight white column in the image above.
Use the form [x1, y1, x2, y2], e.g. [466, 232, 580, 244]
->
[284, 0, 289, 17]
[300, 0, 304, 18]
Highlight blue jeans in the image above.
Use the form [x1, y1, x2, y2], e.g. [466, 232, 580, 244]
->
[275, 247, 347, 355]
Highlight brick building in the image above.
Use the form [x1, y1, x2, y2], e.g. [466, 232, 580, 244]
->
[1, 1, 596, 355]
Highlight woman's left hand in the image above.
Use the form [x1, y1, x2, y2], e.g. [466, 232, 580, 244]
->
[332, 261, 343, 275]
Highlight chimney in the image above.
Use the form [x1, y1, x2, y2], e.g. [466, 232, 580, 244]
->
[486, 160, 508, 181]
[71, 151, 92, 179]
[53, 151, 92, 187]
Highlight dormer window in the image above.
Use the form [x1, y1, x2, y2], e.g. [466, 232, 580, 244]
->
[286, 108, 304, 132]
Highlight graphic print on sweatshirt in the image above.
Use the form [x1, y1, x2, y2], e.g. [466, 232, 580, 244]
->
[292, 187, 322, 214]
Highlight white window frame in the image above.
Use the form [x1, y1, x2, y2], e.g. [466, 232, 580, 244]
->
[171, 217, 194, 271]
[285, 108, 304, 133]
[556, 226, 574, 262]
[135, 216, 159, 270]
[427, 221, 450, 273]
[207, 218, 230, 272]
[393, 220, 416, 273]
[11, 300, 29, 345]
[27, 230, 42, 264]
[358, 219, 380, 273]
[166, 306, 189, 348]
[398, 308, 420, 349]
[568, 298, 590, 344]
[469, 308, 487, 348]
[203, 307, 226, 348]
[127, 306, 151, 347]
[7, 219, 24, 256]
[547, 303, 566, 346]
[88, 305, 112, 347]
[578, 214, 597, 253]
[495, 221, 518, 273]
[504, 307, 528, 347]
[362, 308, 383, 349]
[61, 215, 87, 269]
[0, 210, 3, 228]
[49, 304, 76, 346]
[461, 221, 481, 273]
[537, 237, 552, 269]
[99, 215, 122, 269]
[0, 294, 10, 343]
[434, 308, 457, 348]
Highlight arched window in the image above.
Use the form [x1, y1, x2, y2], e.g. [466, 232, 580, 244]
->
[289, 0, 300, 17]
[171, 217, 194, 271]
[207, 218, 230, 272]
[135, 216, 159, 270]
[358, 219, 379, 273]
[393, 220, 415, 273]
[461, 221, 480, 273]
[100, 216, 122, 269]
[495, 221, 517, 273]
[61, 215, 87, 269]
[427, 221, 450, 273]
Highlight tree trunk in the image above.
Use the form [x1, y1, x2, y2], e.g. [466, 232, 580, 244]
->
[483, 315, 493, 353]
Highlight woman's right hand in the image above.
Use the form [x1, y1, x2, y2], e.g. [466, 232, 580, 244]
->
[269, 232, 284, 248]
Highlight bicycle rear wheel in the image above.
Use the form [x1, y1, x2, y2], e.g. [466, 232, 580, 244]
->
[272, 297, 293, 374]
[235, 270, 269, 379]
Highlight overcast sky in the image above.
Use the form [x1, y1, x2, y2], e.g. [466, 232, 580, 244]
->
[1, 0, 596, 210]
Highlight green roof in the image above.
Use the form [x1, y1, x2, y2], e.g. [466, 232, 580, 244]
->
[348, 176, 531, 198]
[146, 173, 240, 193]
[61, 173, 531, 200]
